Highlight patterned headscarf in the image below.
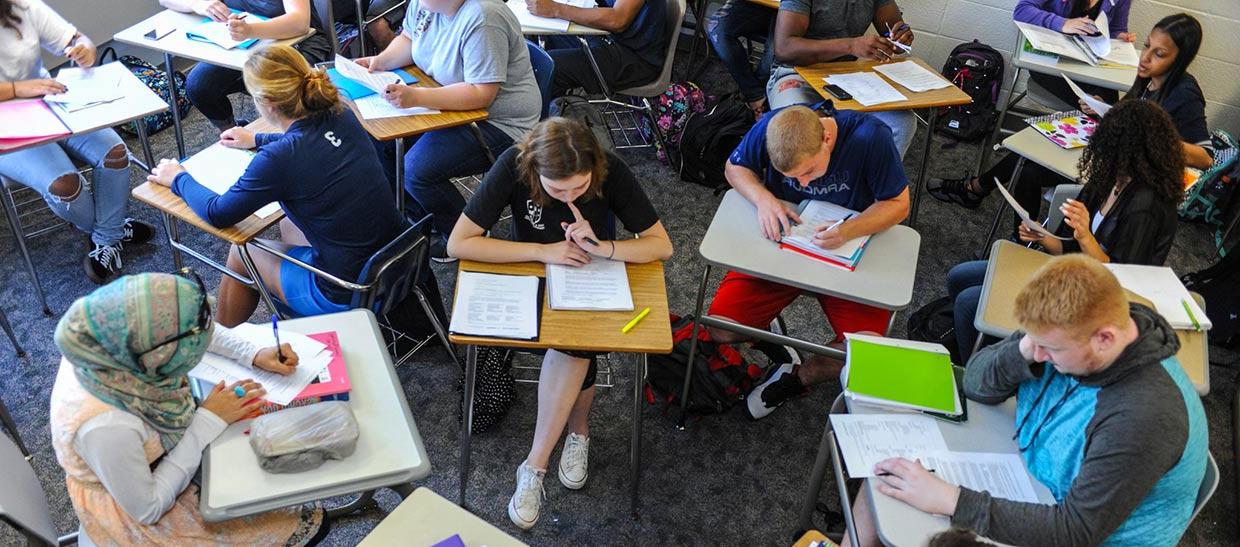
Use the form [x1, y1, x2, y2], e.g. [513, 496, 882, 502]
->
[54, 273, 213, 450]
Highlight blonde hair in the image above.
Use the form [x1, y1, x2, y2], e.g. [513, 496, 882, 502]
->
[766, 106, 825, 173]
[516, 117, 608, 206]
[1014, 254, 1130, 338]
[242, 45, 341, 120]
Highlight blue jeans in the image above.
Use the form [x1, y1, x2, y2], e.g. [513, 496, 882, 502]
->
[947, 260, 987, 362]
[766, 66, 917, 157]
[0, 129, 129, 246]
[374, 122, 514, 237]
[706, 0, 774, 103]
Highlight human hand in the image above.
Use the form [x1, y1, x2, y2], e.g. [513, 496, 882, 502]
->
[561, 201, 605, 256]
[195, 0, 231, 21]
[354, 56, 376, 71]
[889, 23, 914, 46]
[227, 13, 252, 41]
[1078, 96, 1099, 116]
[851, 34, 897, 61]
[873, 458, 961, 516]
[147, 158, 186, 187]
[812, 219, 852, 250]
[13, 79, 66, 98]
[541, 240, 592, 267]
[1017, 222, 1046, 244]
[381, 83, 415, 108]
[253, 344, 298, 375]
[63, 36, 97, 68]
[219, 127, 256, 149]
[200, 380, 266, 424]
[1060, 198, 1094, 243]
[1118, 32, 1136, 43]
[1061, 17, 1099, 36]
[526, 0, 558, 18]
[756, 195, 801, 241]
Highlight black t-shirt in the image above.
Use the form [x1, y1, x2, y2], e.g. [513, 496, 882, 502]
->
[1140, 73, 1211, 147]
[463, 147, 661, 243]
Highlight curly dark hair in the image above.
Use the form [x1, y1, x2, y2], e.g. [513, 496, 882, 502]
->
[1077, 98, 1186, 204]
[0, 0, 22, 37]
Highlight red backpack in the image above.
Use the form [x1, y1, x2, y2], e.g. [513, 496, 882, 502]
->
[644, 314, 764, 415]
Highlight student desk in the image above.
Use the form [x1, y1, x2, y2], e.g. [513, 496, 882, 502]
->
[130, 118, 286, 316]
[448, 259, 673, 515]
[680, 190, 920, 425]
[113, 9, 315, 159]
[976, 240, 1210, 395]
[978, 125, 1082, 256]
[199, 309, 431, 521]
[359, 487, 526, 547]
[795, 58, 973, 228]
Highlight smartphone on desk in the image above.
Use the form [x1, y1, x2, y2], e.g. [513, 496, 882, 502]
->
[822, 84, 852, 101]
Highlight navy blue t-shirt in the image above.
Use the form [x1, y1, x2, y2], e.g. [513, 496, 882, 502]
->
[727, 104, 908, 211]
[602, 0, 667, 67]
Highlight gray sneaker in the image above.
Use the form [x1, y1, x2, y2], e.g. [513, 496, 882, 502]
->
[508, 460, 545, 530]
[558, 433, 590, 490]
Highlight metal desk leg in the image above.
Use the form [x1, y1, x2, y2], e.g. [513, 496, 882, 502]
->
[630, 353, 647, 517]
[908, 108, 939, 228]
[797, 414, 836, 532]
[414, 286, 461, 370]
[394, 138, 406, 214]
[354, 0, 367, 56]
[829, 436, 859, 544]
[133, 116, 156, 171]
[979, 156, 1027, 258]
[163, 53, 186, 159]
[236, 244, 283, 318]
[0, 306, 24, 357]
[975, 66, 1023, 179]
[677, 264, 712, 429]
[577, 36, 612, 98]
[0, 396, 30, 458]
[162, 212, 185, 270]
[458, 344, 478, 506]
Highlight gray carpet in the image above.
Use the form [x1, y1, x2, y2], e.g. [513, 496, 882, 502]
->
[1, 46, 1237, 546]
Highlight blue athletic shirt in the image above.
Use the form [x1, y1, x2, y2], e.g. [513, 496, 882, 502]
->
[727, 102, 908, 211]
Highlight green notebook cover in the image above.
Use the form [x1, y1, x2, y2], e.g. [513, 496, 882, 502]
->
[845, 336, 958, 414]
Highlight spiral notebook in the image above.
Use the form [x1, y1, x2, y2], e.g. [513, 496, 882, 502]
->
[1026, 110, 1097, 149]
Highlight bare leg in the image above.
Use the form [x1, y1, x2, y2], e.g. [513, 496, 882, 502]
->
[526, 350, 591, 470]
[842, 487, 881, 547]
[216, 240, 291, 327]
[279, 217, 310, 246]
[565, 386, 595, 437]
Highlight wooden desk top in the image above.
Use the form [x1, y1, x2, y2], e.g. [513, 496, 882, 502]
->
[131, 119, 284, 245]
[795, 57, 972, 112]
[449, 260, 674, 354]
[746, 0, 780, 9]
[350, 65, 490, 141]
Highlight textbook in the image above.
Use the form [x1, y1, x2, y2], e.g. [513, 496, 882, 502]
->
[779, 200, 871, 271]
[843, 333, 964, 418]
[1016, 16, 1137, 68]
[1026, 110, 1097, 149]
[185, 11, 268, 50]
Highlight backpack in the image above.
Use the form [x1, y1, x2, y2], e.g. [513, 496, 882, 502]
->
[639, 81, 708, 164]
[549, 96, 616, 155]
[906, 296, 963, 366]
[99, 48, 191, 138]
[1179, 129, 1239, 225]
[935, 40, 1005, 142]
[1181, 250, 1240, 348]
[644, 314, 764, 415]
[677, 94, 755, 190]
[457, 346, 516, 434]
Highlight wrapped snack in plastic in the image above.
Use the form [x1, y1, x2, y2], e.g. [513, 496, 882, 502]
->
[249, 401, 360, 473]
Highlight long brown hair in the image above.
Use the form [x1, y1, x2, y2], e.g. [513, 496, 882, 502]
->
[516, 117, 608, 206]
[1, 0, 23, 37]
[1077, 98, 1186, 204]
[242, 44, 341, 120]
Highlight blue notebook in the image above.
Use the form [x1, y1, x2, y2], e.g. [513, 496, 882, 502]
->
[185, 10, 268, 50]
[326, 68, 418, 100]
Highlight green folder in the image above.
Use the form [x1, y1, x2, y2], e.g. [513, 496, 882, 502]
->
[845, 334, 961, 415]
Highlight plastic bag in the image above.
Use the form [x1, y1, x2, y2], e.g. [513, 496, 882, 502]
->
[249, 401, 360, 473]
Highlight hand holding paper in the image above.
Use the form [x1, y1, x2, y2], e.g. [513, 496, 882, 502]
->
[334, 54, 401, 94]
[994, 178, 1070, 241]
[1063, 74, 1111, 116]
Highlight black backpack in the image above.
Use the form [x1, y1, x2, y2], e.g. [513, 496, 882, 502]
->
[549, 96, 617, 155]
[936, 40, 1005, 142]
[677, 95, 755, 190]
[906, 296, 963, 366]
[1182, 250, 1240, 348]
[644, 315, 764, 415]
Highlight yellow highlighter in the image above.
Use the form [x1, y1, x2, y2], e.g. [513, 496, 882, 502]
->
[622, 307, 652, 334]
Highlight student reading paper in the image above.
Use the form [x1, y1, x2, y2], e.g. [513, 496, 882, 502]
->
[447, 117, 672, 530]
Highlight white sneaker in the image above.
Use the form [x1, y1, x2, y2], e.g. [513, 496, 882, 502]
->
[508, 460, 545, 530]
[558, 432, 590, 489]
[745, 362, 807, 420]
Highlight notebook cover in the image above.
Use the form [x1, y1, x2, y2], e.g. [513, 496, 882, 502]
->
[0, 100, 70, 141]
[185, 10, 268, 50]
[326, 68, 419, 100]
[1026, 110, 1097, 149]
[845, 337, 958, 413]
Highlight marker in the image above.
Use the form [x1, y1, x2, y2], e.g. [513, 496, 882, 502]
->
[234, 385, 246, 397]
[1181, 298, 1202, 332]
[272, 315, 285, 362]
[621, 307, 652, 334]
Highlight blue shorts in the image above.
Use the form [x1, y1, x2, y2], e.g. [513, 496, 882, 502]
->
[279, 246, 351, 317]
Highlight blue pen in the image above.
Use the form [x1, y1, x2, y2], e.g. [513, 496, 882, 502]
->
[271, 315, 285, 363]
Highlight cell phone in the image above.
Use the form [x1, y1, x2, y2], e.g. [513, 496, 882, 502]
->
[145, 24, 175, 41]
[822, 84, 852, 101]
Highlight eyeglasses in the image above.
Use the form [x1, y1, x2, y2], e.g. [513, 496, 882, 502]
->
[142, 268, 212, 355]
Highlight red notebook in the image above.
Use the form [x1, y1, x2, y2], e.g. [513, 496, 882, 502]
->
[778, 240, 870, 271]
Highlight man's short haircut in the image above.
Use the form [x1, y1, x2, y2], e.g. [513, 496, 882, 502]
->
[1015, 254, 1130, 338]
[766, 105, 825, 173]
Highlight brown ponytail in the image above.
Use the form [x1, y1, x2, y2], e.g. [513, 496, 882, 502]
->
[242, 44, 341, 120]
[516, 117, 608, 207]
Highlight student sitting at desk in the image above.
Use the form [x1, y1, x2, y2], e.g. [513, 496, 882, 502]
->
[358, 0, 539, 262]
[527, 0, 667, 97]
[49, 272, 327, 546]
[767, 0, 916, 156]
[147, 45, 404, 326]
[945, 98, 1185, 361]
[0, 0, 156, 283]
[1014, 0, 1133, 105]
[707, 102, 908, 420]
[931, 13, 1211, 210]
[447, 117, 673, 530]
[707, 0, 775, 119]
[846, 255, 1207, 547]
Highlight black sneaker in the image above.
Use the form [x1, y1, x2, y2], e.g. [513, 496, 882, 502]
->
[927, 176, 988, 210]
[121, 218, 156, 245]
[430, 238, 457, 264]
[84, 243, 123, 284]
[744, 362, 808, 420]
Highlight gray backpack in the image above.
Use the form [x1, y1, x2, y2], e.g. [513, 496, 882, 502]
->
[549, 96, 616, 154]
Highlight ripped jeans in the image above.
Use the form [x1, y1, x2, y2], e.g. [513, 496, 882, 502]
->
[0, 129, 130, 246]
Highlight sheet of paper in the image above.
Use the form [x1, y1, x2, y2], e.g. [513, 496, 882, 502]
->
[784, 200, 865, 260]
[830, 414, 949, 478]
[46, 66, 124, 111]
[333, 54, 400, 94]
[918, 451, 1042, 504]
[1100, 40, 1139, 67]
[1062, 74, 1111, 116]
[448, 271, 540, 340]
[0, 99, 69, 140]
[993, 178, 1070, 240]
[824, 72, 907, 106]
[1016, 22, 1090, 63]
[546, 258, 634, 311]
[187, 323, 332, 406]
[1105, 263, 1212, 330]
[506, 0, 594, 32]
[1084, 11, 1111, 57]
[181, 143, 281, 218]
[872, 60, 950, 93]
[354, 94, 441, 120]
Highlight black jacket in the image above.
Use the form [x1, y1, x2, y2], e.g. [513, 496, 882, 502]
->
[1057, 182, 1178, 265]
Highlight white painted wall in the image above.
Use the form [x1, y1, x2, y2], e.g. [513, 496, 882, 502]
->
[905, 0, 1240, 133]
[39, 0, 162, 66]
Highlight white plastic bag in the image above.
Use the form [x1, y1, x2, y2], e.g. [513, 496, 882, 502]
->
[249, 401, 359, 473]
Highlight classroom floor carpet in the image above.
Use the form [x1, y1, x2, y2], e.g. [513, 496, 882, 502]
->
[1, 45, 1237, 546]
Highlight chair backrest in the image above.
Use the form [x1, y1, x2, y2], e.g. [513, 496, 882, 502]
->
[311, 0, 340, 56]
[351, 213, 435, 317]
[616, 0, 687, 97]
[526, 40, 555, 119]
[1189, 452, 1219, 524]
[1044, 183, 1084, 234]
[0, 434, 58, 546]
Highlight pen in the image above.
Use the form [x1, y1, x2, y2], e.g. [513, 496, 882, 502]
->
[1181, 298, 1202, 332]
[272, 315, 285, 362]
[621, 307, 651, 334]
[824, 213, 854, 232]
[583, 236, 600, 247]
[884, 22, 913, 53]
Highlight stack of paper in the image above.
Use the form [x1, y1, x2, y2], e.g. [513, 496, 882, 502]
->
[448, 271, 541, 340]
[354, 94, 441, 120]
[1016, 18, 1136, 68]
[844, 333, 962, 416]
[872, 61, 950, 93]
[779, 200, 871, 270]
[823, 72, 907, 106]
[1105, 264, 1212, 330]
[547, 259, 633, 311]
[507, 0, 595, 32]
[333, 55, 401, 95]
[46, 66, 124, 112]
[180, 143, 281, 218]
[188, 323, 333, 406]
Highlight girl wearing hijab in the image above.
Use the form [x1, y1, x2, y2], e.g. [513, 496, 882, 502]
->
[49, 272, 327, 545]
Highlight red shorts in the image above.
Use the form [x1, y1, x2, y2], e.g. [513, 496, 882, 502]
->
[707, 271, 892, 343]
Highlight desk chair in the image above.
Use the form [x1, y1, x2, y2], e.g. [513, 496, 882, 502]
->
[312, 0, 340, 56]
[0, 434, 78, 546]
[346, 0, 407, 56]
[1190, 453, 1220, 525]
[0, 395, 29, 460]
[1042, 183, 1083, 234]
[0, 173, 78, 316]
